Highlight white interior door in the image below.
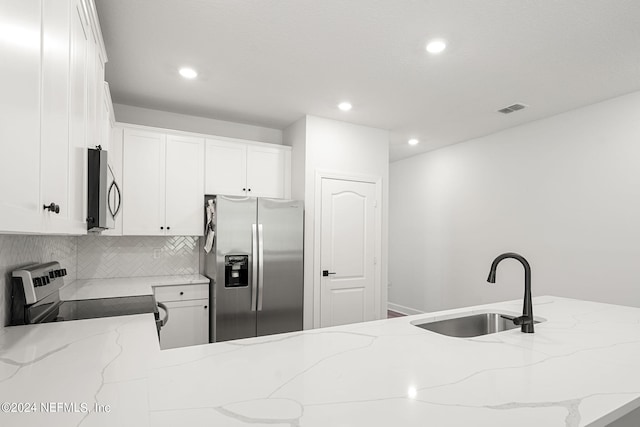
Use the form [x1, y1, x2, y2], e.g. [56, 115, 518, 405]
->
[320, 178, 376, 327]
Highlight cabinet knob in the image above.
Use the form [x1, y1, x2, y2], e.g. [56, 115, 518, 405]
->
[167, 226, 171, 230]
[43, 202, 60, 214]
[179, 291, 184, 296]
[160, 226, 164, 230]
[204, 305, 208, 309]
[242, 188, 246, 191]
[248, 188, 251, 192]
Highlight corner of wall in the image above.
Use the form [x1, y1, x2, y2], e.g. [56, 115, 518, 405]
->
[283, 117, 307, 201]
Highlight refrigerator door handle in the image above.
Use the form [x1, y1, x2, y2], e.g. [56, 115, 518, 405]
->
[257, 224, 264, 311]
[251, 224, 258, 311]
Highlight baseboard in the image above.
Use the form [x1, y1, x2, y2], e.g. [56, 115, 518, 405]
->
[388, 302, 424, 316]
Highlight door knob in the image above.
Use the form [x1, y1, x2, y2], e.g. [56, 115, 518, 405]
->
[322, 270, 336, 277]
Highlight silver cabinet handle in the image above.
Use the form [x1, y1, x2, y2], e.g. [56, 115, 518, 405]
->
[157, 302, 169, 327]
[257, 224, 264, 311]
[251, 224, 258, 311]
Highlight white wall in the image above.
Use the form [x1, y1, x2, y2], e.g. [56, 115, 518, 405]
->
[283, 117, 306, 200]
[113, 104, 283, 145]
[389, 91, 640, 314]
[285, 115, 389, 329]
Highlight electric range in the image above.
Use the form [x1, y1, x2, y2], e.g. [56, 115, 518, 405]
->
[9, 262, 165, 333]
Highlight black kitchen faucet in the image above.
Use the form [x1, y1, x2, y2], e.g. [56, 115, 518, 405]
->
[487, 252, 535, 333]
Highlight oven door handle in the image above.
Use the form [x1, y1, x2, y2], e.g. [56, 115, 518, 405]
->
[157, 302, 169, 327]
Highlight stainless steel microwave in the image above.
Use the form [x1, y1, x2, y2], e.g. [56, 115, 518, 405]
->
[87, 147, 120, 232]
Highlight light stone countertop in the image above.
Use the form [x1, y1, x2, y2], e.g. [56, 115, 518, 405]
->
[1, 296, 640, 426]
[59, 274, 210, 301]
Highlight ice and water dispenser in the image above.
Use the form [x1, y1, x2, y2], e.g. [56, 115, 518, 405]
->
[224, 255, 248, 287]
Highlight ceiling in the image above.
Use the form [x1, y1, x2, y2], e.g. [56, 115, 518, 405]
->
[95, 0, 640, 162]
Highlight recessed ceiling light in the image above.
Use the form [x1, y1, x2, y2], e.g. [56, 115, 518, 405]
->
[408, 138, 419, 146]
[426, 40, 447, 54]
[338, 102, 352, 111]
[407, 387, 418, 399]
[179, 67, 198, 79]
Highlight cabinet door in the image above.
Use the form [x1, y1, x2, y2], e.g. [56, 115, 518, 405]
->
[204, 139, 247, 196]
[165, 135, 205, 236]
[41, 0, 85, 234]
[158, 299, 209, 350]
[246, 145, 288, 198]
[67, 0, 90, 232]
[122, 129, 166, 235]
[101, 83, 113, 152]
[0, 0, 43, 233]
[85, 5, 104, 153]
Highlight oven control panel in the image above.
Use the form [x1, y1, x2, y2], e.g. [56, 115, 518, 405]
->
[12, 262, 67, 305]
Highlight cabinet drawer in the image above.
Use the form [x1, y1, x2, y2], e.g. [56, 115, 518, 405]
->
[154, 284, 209, 302]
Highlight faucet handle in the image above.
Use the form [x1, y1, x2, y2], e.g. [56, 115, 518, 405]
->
[512, 315, 535, 334]
[512, 315, 534, 326]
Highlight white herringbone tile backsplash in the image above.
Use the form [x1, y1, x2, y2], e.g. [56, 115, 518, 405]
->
[77, 235, 199, 279]
[0, 235, 77, 327]
[1, 234, 200, 327]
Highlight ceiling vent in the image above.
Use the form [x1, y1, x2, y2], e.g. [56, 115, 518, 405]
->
[497, 103, 528, 114]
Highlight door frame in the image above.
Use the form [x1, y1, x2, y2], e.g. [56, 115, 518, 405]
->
[313, 169, 383, 328]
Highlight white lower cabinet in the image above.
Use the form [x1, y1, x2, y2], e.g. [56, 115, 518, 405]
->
[155, 284, 209, 350]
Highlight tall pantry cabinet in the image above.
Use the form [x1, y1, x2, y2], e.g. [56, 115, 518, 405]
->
[0, 0, 43, 232]
[0, 0, 108, 235]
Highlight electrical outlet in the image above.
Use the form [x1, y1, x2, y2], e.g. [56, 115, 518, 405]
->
[153, 248, 162, 259]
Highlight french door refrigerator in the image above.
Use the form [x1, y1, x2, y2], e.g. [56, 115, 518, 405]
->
[205, 195, 303, 342]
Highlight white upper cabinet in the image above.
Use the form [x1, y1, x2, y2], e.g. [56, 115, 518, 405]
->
[165, 135, 205, 236]
[205, 138, 291, 199]
[40, 0, 71, 232]
[122, 129, 204, 236]
[63, 0, 91, 233]
[0, 0, 44, 232]
[122, 129, 166, 236]
[204, 139, 247, 196]
[101, 82, 114, 152]
[246, 145, 290, 199]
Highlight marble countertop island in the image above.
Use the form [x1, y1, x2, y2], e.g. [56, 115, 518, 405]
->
[1, 296, 640, 426]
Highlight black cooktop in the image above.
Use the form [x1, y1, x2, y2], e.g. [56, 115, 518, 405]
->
[38, 295, 159, 324]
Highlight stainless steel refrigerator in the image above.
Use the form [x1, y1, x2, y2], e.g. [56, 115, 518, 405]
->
[204, 195, 304, 342]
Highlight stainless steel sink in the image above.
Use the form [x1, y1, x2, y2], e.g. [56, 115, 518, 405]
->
[413, 312, 540, 338]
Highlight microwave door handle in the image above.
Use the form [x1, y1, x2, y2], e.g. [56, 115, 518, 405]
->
[251, 224, 258, 311]
[257, 224, 264, 311]
[108, 181, 121, 218]
[112, 181, 121, 217]
[107, 163, 122, 219]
